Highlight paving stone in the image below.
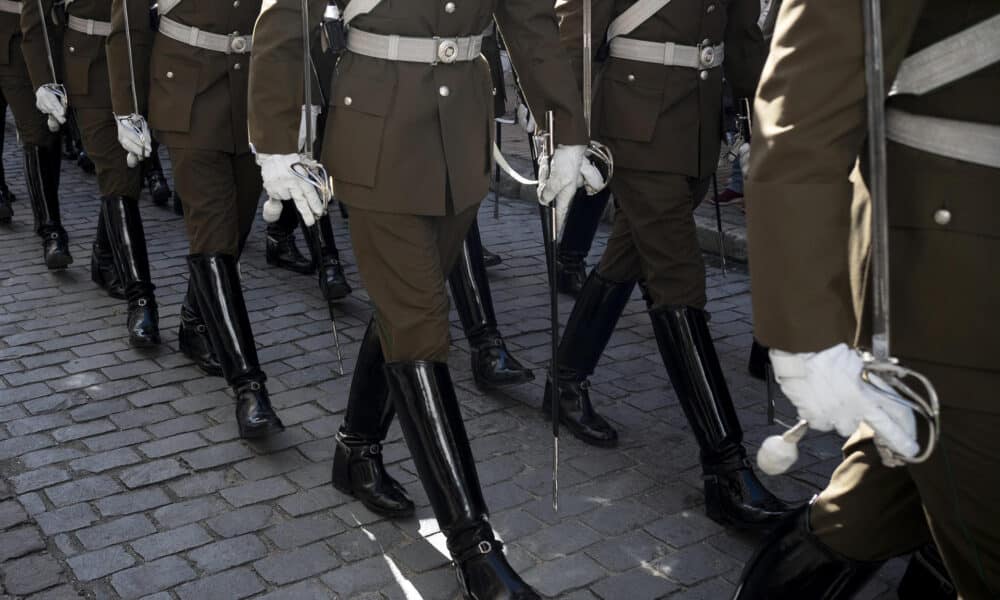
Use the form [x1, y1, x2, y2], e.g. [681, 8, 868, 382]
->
[585, 530, 671, 573]
[69, 447, 142, 474]
[51, 420, 116, 443]
[152, 496, 231, 529]
[76, 514, 157, 550]
[0, 498, 29, 529]
[233, 448, 311, 481]
[36, 503, 99, 535]
[254, 542, 341, 586]
[82, 428, 151, 452]
[10, 465, 70, 493]
[389, 541, 451, 574]
[110, 556, 197, 599]
[264, 515, 346, 550]
[27, 583, 83, 600]
[167, 470, 233, 498]
[651, 544, 741, 587]
[45, 475, 123, 507]
[203, 504, 274, 538]
[186, 533, 268, 573]
[519, 520, 603, 561]
[180, 441, 254, 470]
[320, 555, 393, 597]
[138, 432, 207, 458]
[253, 580, 338, 600]
[6, 412, 73, 436]
[0, 525, 46, 561]
[276, 487, 343, 517]
[119, 458, 189, 489]
[523, 554, 607, 598]
[131, 523, 213, 561]
[591, 568, 680, 600]
[66, 545, 137, 581]
[109, 405, 176, 430]
[1, 552, 66, 596]
[220, 475, 296, 507]
[174, 567, 266, 600]
[69, 398, 130, 423]
[0, 433, 55, 460]
[644, 510, 725, 549]
[96, 487, 172, 517]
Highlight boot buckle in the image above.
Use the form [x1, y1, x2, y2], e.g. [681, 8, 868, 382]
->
[136, 298, 148, 307]
[195, 324, 207, 333]
[249, 381, 261, 391]
[477, 541, 492, 555]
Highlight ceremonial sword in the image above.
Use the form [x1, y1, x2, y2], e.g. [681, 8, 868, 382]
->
[35, 0, 67, 132]
[296, 0, 345, 376]
[119, 0, 147, 167]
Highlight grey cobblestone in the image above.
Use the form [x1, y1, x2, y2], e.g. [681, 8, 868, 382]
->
[0, 525, 46, 561]
[110, 556, 197, 599]
[186, 533, 267, 573]
[66, 546, 137, 581]
[76, 514, 157, 551]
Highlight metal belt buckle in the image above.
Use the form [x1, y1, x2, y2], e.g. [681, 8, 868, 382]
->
[436, 37, 459, 64]
[699, 44, 716, 68]
[228, 33, 249, 54]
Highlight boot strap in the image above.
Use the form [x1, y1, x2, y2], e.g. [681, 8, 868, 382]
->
[702, 454, 752, 479]
[454, 539, 501, 564]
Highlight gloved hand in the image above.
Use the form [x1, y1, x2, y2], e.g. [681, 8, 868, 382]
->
[516, 102, 535, 134]
[538, 144, 587, 237]
[770, 343, 919, 459]
[257, 153, 325, 227]
[738, 142, 750, 180]
[35, 84, 67, 132]
[297, 105, 323, 153]
[115, 114, 152, 168]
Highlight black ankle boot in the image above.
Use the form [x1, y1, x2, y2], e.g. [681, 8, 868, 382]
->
[384, 361, 539, 600]
[449, 221, 533, 391]
[733, 505, 883, 599]
[103, 196, 160, 347]
[178, 290, 223, 376]
[91, 205, 126, 299]
[145, 168, 171, 207]
[481, 245, 502, 267]
[555, 253, 588, 295]
[748, 338, 769, 381]
[331, 319, 413, 517]
[0, 183, 12, 223]
[313, 213, 352, 300]
[25, 142, 73, 269]
[188, 253, 284, 439]
[650, 305, 791, 529]
[543, 270, 633, 447]
[267, 202, 315, 274]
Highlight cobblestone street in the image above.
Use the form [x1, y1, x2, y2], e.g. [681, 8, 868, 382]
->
[0, 121, 904, 599]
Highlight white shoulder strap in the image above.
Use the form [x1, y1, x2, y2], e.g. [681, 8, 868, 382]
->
[158, 0, 183, 16]
[606, 0, 673, 42]
[343, 0, 382, 26]
[891, 12, 1000, 96]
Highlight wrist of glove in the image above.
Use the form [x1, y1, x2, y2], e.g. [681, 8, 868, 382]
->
[257, 153, 325, 227]
[35, 84, 67, 131]
[770, 343, 918, 459]
[115, 114, 152, 167]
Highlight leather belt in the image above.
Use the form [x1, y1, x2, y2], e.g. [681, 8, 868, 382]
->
[0, 0, 21, 15]
[887, 109, 1000, 170]
[67, 15, 112, 37]
[609, 37, 724, 70]
[346, 27, 487, 64]
[158, 16, 252, 55]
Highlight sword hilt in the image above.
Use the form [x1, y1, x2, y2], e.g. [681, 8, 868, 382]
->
[860, 353, 941, 466]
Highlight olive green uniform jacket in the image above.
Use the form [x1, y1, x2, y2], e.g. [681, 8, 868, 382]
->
[1, 1, 53, 146]
[248, 0, 589, 216]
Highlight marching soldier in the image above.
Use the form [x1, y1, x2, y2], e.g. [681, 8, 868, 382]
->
[544, 0, 790, 530]
[250, 1, 593, 596]
[22, 0, 161, 347]
[107, 0, 285, 438]
[0, 0, 71, 267]
[734, 0, 1000, 597]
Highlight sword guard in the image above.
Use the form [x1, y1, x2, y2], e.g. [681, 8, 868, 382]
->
[290, 157, 333, 215]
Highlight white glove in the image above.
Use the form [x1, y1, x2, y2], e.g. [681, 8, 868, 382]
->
[297, 105, 323, 153]
[257, 153, 325, 227]
[770, 343, 919, 459]
[738, 142, 750, 180]
[538, 144, 588, 238]
[35, 84, 67, 132]
[516, 102, 535, 134]
[115, 114, 152, 168]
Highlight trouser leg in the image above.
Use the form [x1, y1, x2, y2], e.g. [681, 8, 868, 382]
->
[556, 186, 611, 295]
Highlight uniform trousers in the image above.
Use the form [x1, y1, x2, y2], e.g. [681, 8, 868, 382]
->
[596, 167, 711, 309]
[0, 40, 54, 149]
[348, 202, 478, 362]
[73, 107, 141, 199]
[168, 148, 261, 256]
[810, 361, 1000, 600]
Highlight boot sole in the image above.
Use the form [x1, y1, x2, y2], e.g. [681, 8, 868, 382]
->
[322, 285, 352, 301]
[129, 334, 162, 348]
[472, 371, 535, 391]
[238, 421, 285, 440]
[331, 480, 416, 519]
[266, 255, 316, 275]
[0, 206, 11, 222]
[541, 408, 619, 448]
[46, 255, 74, 270]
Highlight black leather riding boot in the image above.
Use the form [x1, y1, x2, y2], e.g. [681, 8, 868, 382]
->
[748, 338, 769, 381]
[898, 545, 956, 600]
[313, 211, 352, 300]
[542, 270, 633, 447]
[91, 203, 125, 299]
[331, 318, 414, 517]
[187, 254, 284, 439]
[25, 141, 72, 269]
[555, 187, 610, 295]
[103, 196, 160, 347]
[266, 202, 315, 274]
[650, 305, 791, 529]
[448, 220, 533, 391]
[384, 362, 539, 600]
[143, 141, 171, 206]
[733, 505, 883, 599]
[481, 245, 502, 267]
[178, 283, 222, 376]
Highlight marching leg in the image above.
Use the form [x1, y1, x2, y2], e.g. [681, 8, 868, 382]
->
[178, 277, 223, 376]
[24, 139, 72, 269]
[0, 95, 12, 223]
[314, 210, 352, 300]
[90, 202, 125, 299]
[266, 200, 315, 274]
[556, 186, 610, 295]
[143, 139, 172, 207]
[102, 196, 161, 347]
[331, 317, 414, 517]
[649, 305, 791, 529]
[188, 253, 284, 439]
[448, 219, 533, 390]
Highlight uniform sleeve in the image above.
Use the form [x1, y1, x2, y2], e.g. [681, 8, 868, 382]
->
[746, 0, 924, 353]
[106, 0, 153, 115]
[248, 0, 326, 154]
[722, 0, 765, 100]
[495, 0, 588, 145]
[19, 0, 57, 89]
[555, 0, 614, 93]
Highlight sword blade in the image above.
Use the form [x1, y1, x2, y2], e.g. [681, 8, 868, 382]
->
[120, 0, 141, 115]
[35, 0, 59, 83]
[582, 0, 592, 134]
[301, 0, 314, 158]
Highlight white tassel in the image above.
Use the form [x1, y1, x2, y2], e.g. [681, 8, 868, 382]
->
[757, 420, 810, 476]
[262, 197, 283, 223]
